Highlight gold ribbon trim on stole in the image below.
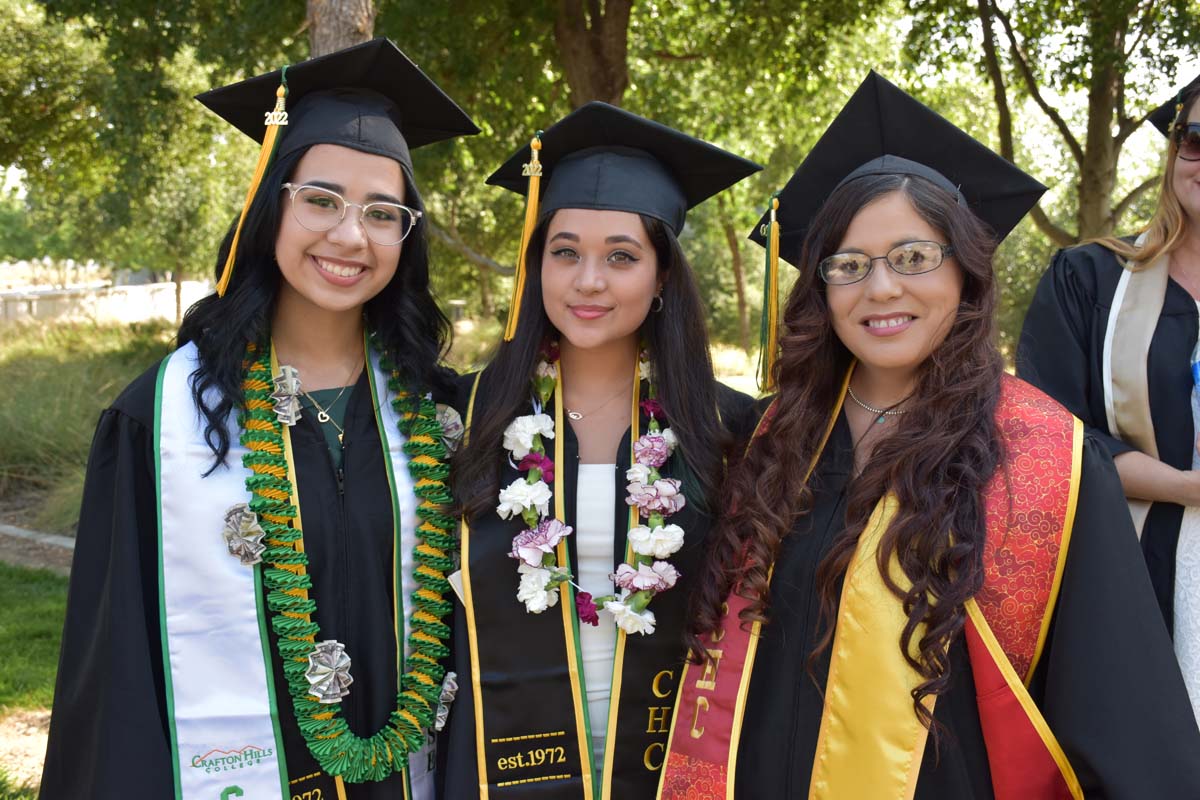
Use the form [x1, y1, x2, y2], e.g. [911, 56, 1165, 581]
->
[808, 493, 930, 800]
[964, 600, 1083, 799]
[552, 373, 596, 799]
[458, 374, 494, 798]
[1106, 246, 1169, 537]
[599, 356, 645, 800]
[657, 368, 851, 800]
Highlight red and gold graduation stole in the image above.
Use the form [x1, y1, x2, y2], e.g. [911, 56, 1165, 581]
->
[657, 375, 1085, 800]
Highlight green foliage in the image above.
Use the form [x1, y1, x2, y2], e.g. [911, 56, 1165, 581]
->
[0, 562, 67, 710]
[0, 768, 37, 800]
[0, 320, 174, 531]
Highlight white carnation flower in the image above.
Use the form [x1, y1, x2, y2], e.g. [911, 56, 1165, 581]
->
[661, 427, 679, 452]
[638, 358, 654, 381]
[517, 563, 560, 613]
[604, 596, 656, 635]
[502, 413, 556, 459]
[625, 463, 652, 484]
[496, 478, 552, 520]
[628, 523, 685, 559]
[535, 361, 558, 379]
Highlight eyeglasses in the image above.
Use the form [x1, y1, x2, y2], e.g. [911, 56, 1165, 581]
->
[818, 241, 954, 285]
[1174, 123, 1200, 162]
[281, 183, 422, 246]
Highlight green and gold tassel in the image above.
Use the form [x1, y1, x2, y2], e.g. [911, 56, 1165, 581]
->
[503, 132, 543, 341]
[757, 194, 781, 393]
[217, 69, 290, 297]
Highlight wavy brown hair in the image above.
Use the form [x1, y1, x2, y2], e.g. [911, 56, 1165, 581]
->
[1092, 82, 1200, 266]
[688, 173, 1005, 728]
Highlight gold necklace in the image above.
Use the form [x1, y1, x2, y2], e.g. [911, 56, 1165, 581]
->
[298, 361, 361, 444]
[301, 389, 349, 443]
[565, 379, 634, 421]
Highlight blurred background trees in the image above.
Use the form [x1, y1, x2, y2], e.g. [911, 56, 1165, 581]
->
[1, 0, 1198, 354]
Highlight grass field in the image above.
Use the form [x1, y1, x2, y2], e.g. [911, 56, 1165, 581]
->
[0, 320, 175, 532]
[0, 769, 36, 800]
[0, 563, 67, 710]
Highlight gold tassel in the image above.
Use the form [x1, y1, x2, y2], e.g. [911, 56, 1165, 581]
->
[503, 133, 543, 341]
[758, 195, 781, 393]
[216, 78, 290, 297]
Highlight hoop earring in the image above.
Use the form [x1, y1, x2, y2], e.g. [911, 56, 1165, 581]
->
[651, 294, 664, 313]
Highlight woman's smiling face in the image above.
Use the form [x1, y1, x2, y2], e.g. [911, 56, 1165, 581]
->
[274, 143, 407, 316]
[825, 190, 964, 379]
[540, 208, 661, 352]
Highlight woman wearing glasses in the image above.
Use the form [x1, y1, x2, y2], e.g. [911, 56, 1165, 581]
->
[1018, 75, 1200, 719]
[657, 73, 1200, 799]
[42, 40, 476, 799]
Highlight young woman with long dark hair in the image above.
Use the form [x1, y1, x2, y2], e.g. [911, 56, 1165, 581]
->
[658, 73, 1200, 799]
[1019, 74, 1200, 719]
[41, 40, 478, 799]
[439, 102, 759, 799]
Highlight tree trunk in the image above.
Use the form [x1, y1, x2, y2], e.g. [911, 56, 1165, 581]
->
[717, 194, 751, 354]
[1075, 37, 1121, 240]
[174, 270, 183, 325]
[307, 0, 375, 56]
[553, 0, 633, 107]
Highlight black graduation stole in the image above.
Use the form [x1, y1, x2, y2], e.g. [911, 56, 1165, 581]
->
[458, 380, 709, 799]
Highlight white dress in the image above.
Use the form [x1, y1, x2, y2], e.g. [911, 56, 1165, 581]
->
[576, 463, 618, 768]
[1174, 300, 1200, 722]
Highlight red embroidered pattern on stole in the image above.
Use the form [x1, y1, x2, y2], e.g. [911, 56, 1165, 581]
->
[975, 375, 1073, 679]
[659, 753, 726, 798]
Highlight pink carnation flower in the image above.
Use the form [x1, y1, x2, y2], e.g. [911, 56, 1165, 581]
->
[625, 477, 686, 517]
[611, 561, 680, 593]
[509, 518, 572, 568]
[633, 433, 671, 468]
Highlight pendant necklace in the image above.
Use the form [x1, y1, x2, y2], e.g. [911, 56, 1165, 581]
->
[299, 361, 361, 445]
[847, 385, 907, 425]
[565, 379, 633, 421]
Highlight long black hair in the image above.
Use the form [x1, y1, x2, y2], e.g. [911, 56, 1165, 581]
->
[454, 212, 730, 521]
[177, 146, 452, 468]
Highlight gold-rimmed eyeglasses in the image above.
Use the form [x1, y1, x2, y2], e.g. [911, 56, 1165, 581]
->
[818, 241, 955, 285]
[281, 183, 422, 246]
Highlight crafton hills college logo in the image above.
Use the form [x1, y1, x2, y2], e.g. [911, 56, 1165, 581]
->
[190, 744, 276, 774]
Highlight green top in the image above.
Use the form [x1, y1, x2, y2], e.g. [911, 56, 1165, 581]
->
[302, 386, 352, 470]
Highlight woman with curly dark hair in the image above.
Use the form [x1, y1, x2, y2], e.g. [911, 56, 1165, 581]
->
[657, 73, 1200, 799]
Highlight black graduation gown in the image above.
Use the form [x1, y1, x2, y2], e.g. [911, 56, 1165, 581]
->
[41, 359, 438, 798]
[734, 412, 1200, 798]
[1017, 242, 1200, 629]
[439, 375, 754, 800]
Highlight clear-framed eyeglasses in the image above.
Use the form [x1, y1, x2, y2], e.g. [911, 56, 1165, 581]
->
[818, 241, 955, 285]
[281, 183, 422, 246]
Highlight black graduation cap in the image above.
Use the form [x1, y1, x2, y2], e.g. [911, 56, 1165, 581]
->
[1148, 72, 1200, 138]
[488, 101, 760, 340]
[197, 37, 479, 175]
[748, 71, 1045, 393]
[196, 38, 479, 296]
[487, 102, 761, 235]
[749, 71, 1046, 268]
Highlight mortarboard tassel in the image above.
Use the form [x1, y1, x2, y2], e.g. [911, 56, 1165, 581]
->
[757, 194, 781, 393]
[216, 70, 290, 297]
[503, 132, 543, 341]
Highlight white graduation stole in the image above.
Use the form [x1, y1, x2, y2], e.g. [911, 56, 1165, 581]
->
[155, 342, 433, 799]
[1101, 235, 1169, 537]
